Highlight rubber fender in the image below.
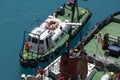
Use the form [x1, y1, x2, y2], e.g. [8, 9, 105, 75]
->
[20, 59, 29, 68]
[54, 47, 60, 55]
[29, 59, 38, 68]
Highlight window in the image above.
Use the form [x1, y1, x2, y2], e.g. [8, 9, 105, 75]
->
[32, 38, 38, 44]
[28, 36, 31, 41]
[39, 40, 43, 44]
[46, 38, 49, 49]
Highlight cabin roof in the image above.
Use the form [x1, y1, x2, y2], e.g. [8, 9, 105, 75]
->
[29, 15, 68, 40]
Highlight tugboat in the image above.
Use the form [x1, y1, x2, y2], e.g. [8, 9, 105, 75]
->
[19, 0, 91, 68]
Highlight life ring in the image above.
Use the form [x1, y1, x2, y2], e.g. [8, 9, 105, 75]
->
[39, 45, 44, 54]
[45, 20, 58, 30]
[25, 42, 31, 50]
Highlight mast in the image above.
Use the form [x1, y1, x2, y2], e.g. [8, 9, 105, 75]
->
[67, 0, 79, 49]
[67, 0, 87, 49]
[71, 0, 80, 22]
[71, 0, 77, 22]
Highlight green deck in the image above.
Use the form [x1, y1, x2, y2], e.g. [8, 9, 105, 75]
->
[84, 15, 120, 80]
[22, 5, 91, 60]
[85, 22, 120, 56]
[114, 15, 120, 19]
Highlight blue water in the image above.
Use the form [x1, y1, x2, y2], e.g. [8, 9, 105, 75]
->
[0, 0, 120, 80]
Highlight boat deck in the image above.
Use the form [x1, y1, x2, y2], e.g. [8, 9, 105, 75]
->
[57, 6, 89, 23]
[84, 14, 120, 80]
[85, 21, 120, 56]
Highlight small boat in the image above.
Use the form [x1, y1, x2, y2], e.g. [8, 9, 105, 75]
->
[19, 0, 91, 68]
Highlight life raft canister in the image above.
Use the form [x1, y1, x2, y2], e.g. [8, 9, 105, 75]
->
[25, 42, 31, 50]
[39, 45, 44, 54]
[45, 20, 58, 30]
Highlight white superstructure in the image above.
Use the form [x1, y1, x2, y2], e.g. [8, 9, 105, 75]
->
[25, 15, 82, 54]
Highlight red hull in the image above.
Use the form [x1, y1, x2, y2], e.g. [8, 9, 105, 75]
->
[59, 54, 88, 80]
